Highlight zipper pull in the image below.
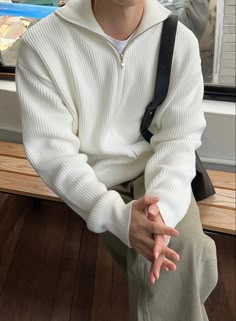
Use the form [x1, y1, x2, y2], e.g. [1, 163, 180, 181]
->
[120, 54, 125, 68]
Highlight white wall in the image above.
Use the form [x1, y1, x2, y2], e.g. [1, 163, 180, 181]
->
[199, 100, 235, 172]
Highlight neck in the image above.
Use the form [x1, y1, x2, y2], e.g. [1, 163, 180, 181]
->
[92, 0, 144, 40]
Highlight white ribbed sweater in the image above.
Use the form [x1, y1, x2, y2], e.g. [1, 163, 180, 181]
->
[16, 0, 206, 247]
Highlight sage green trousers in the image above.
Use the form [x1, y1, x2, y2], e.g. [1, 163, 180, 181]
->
[101, 174, 218, 321]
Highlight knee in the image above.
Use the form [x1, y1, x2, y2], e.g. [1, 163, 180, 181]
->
[201, 234, 217, 260]
[195, 233, 217, 266]
[199, 235, 218, 301]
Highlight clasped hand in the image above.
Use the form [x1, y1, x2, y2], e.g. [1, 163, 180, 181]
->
[129, 196, 180, 284]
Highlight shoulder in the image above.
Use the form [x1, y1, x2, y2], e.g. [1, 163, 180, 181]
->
[20, 13, 61, 48]
[17, 12, 69, 74]
[171, 20, 201, 77]
[175, 20, 200, 56]
[17, 14, 61, 78]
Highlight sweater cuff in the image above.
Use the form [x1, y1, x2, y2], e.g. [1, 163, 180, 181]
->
[87, 190, 133, 247]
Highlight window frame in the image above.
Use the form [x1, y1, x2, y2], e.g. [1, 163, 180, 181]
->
[204, 86, 236, 103]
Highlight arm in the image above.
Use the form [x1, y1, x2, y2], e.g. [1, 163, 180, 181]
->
[16, 39, 132, 247]
[145, 29, 206, 231]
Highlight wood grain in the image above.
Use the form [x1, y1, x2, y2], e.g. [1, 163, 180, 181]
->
[0, 197, 49, 321]
[207, 170, 236, 191]
[0, 155, 38, 177]
[50, 211, 84, 321]
[199, 188, 236, 211]
[30, 202, 69, 321]
[199, 205, 236, 235]
[0, 192, 8, 209]
[0, 195, 30, 296]
[205, 233, 236, 321]
[0, 193, 235, 321]
[91, 238, 113, 321]
[0, 142, 25, 159]
[0, 171, 61, 202]
[111, 260, 129, 321]
[70, 225, 98, 321]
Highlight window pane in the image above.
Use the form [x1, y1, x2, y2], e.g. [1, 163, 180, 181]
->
[160, 0, 236, 87]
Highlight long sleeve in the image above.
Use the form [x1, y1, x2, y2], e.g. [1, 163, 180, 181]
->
[16, 44, 132, 247]
[145, 32, 206, 229]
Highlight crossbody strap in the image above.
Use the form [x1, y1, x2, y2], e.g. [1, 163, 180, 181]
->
[140, 14, 178, 143]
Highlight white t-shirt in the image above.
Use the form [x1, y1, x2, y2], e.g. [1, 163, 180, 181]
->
[106, 34, 132, 54]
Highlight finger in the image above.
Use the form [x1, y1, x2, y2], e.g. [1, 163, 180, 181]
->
[153, 233, 170, 257]
[148, 203, 159, 215]
[150, 257, 171, 284]
[150, 270, 156, 284]
[151, 254, 165, 281]
[135, 236, 156, 262]
[162, 246, 180, 262]
[162, 257, 177, 271]
[150, 221, 179, 237]
[149, 263, 156, 284]
[147, 203, 160, 217]
[137, 195, 159, 211]
[153, 239, 165, 259]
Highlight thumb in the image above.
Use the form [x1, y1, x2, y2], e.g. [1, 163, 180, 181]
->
[148, 203, 160, 217]
[136, 195, 159, 211]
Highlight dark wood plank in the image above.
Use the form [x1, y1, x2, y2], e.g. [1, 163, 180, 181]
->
[29, 201, 70, 321]
[0, 191, 235, 321]
[0, 198, 48, 321]
[70, 225, 99, 321]
[50, 211, 84, 321]
[0, 194, 30, 296]
[0, 192, 8, 209]
[0, 200, 69, 321]
[205, 233, 236, 321]
[91, 238, 113, 321]
[0, 194, 29, 245]
[111, 261, 129, 321]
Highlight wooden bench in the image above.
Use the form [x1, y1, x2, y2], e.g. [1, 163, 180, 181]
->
[0, 141, 235, 235]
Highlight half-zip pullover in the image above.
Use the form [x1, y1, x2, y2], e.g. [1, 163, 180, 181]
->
[16, 0, 206, 247]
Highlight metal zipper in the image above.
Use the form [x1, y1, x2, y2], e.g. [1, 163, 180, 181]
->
[120, 53, 125, 68]
[56, 16, 161, 66]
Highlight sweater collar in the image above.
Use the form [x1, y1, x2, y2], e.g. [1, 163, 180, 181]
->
[55, 0, 170, 38]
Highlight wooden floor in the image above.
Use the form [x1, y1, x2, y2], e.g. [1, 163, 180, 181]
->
[0, 193, 235, 321]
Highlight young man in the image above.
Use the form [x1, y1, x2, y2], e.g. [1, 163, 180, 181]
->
[16, 0, 218, 320]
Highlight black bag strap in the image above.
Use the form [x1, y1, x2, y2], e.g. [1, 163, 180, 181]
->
[139, 14, 215, 201]
[140, 14, 178, 142]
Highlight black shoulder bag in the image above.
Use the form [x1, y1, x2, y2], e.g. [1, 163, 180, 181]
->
[140, 14, 215, 201]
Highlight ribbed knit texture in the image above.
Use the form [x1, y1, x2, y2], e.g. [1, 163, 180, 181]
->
[16, 0, 206, 247]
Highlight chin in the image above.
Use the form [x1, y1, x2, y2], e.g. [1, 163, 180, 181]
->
[111, 0, 145, 7]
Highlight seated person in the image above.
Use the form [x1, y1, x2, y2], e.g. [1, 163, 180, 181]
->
[16, 1, 218, 321]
